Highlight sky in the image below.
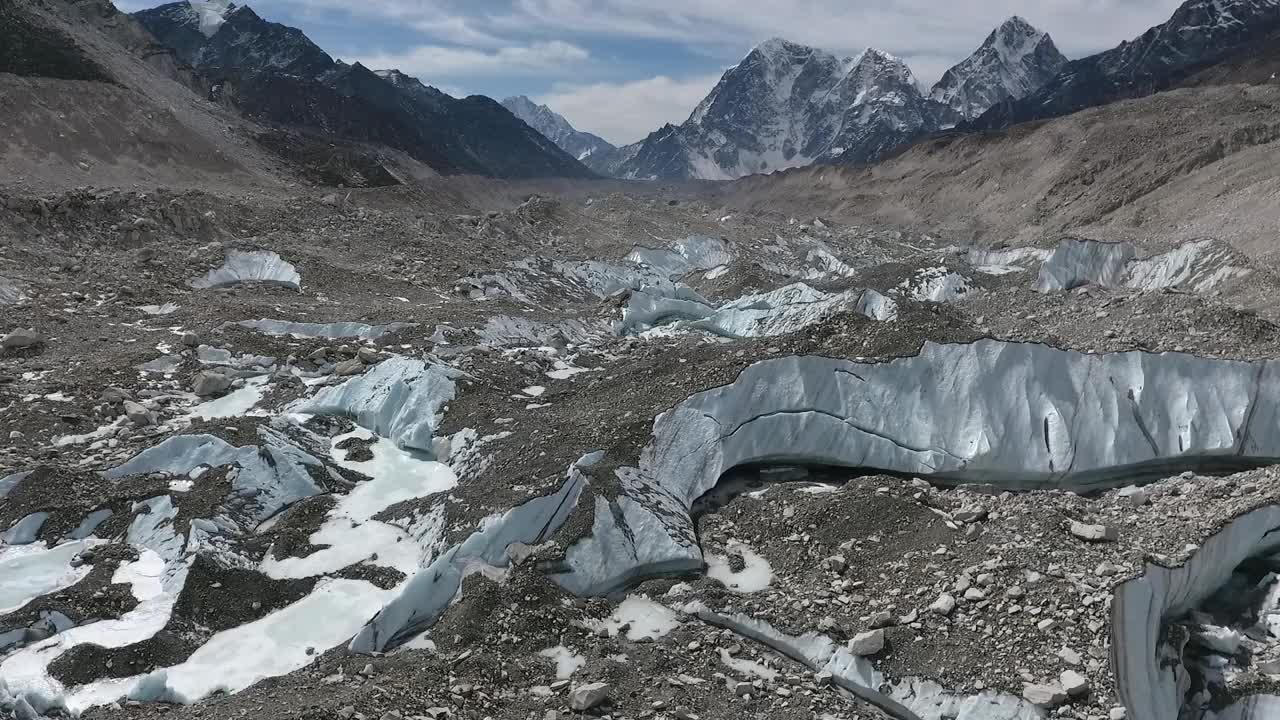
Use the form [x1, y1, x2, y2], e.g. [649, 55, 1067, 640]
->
[113, 0, 1186, 146]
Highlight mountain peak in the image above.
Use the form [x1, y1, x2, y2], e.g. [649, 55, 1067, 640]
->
[930, 16, 1066, 120]
[500, 95, 618, 168]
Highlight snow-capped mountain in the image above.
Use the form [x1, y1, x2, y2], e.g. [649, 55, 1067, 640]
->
[930, 16, 1066, 121]
[132, 1, 593, 179]
[973, 0, 1280, 129]
[501, 96, 617, 165]
[615, 20, 1061, 181]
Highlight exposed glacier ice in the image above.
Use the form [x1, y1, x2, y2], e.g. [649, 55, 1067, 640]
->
[190, 251, 301, 292]
[261, 429, 455, 579]
[236, 319, 416, 340]
[0, 542, 95, 614]
[295, 356, 456, 457]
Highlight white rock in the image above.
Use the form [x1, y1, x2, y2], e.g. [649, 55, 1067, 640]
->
[1070, 522, 1118, 542]
[568, 682, 610, 711]
[847, 630, 884, 656]
[929, 593, 956, 616]
[1060, 669, 1089, 697]
[1022, 682, 1067, 708]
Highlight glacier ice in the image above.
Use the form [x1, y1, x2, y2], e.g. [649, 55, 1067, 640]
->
[349, 453, 594, 652]
[0, 542, 95, 614]
[236, 319, 416, 340]
[965, 238, 1251, 295]
[106, 430, 326, 526]
[556, 339, 1280, 597]
[620, 282, 897, 338]
[295, 356, 456, 456]
[190, 251, 301, 292]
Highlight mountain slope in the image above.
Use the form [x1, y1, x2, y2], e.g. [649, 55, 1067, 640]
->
[614, 19, 1061, 181]
[972, 0, 1280, 129]
[501, 96, 616, 164]
[133, 1, 594, 179]
[930, 16, 1067, 120]
[0, 0, 294, 191]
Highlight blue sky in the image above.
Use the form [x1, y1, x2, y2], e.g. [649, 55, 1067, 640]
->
[116, 0, 1185, 146]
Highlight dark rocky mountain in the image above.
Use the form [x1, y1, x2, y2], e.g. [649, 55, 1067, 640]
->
[614, 19, 1063, 180]
[930, 16, 1067, 121]
[132, 1, 593, 179]
[972, 0, 1280, 129]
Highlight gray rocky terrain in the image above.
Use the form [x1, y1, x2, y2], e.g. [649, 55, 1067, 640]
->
[8, 1, 1280, 720]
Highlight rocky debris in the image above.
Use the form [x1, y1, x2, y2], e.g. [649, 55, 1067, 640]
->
[1070, 521, 1119, 542]
[191, 370, 233, 397]
[2, 328, 44, 350]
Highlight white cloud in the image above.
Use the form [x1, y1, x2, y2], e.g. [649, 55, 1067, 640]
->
[348, 40, 589, 78]
[495, 0, 1185, 65]
[538, 74, 722, 146]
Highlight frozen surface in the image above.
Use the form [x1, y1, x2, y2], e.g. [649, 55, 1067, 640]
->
[190, 250, 301, 292]
[350, 454, 593, 652]
[586, 595, 681, 641]
[107, 431, 325, 526]
[538, 646, 586, 679]
[262, 430, 455, 578]
[897, 267, 973, 302]
[296, 356, 456, 456]
[705, 542, 773, 593]
[187, 376, 269, 420]
[2, 550, 174, 714]
[136, 303, 179, 316]
[1033, 238, 1251, 294]
[237, 319, 416, 340]
[128, 579, 389, 704]
[0, 542, 93, 613]
[558, 339, 1280, 598]
[0, 276, 25, 305]
[3, 513, 50, 545]
[0, 471, 29, 498]
[622, 282, 895, 338]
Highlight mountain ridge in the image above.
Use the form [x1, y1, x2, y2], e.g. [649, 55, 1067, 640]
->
[132, 0, 594, 179]
[611, 17, 1064, 181]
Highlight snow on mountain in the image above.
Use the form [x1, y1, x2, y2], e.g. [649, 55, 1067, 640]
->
[188, 0, 234, 37]
[500, 96, 620, 172]
[930, 16, 1067, 121]
[972, 0, 1280, 129]
[615, 21, 1061, 181]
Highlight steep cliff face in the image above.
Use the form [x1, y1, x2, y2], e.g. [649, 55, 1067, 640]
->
[972, 0, 1280, 129]
[614, 18, 1064, 180]
[930, 16, 1067, 121]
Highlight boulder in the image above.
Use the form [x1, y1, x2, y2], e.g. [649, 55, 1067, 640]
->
[2, 328, 43, 350]
[123, 401, 155, 427]
[568, 682, 610, 711]
[334, 358, 365, 376]
[1070, 521, 1118, 542]
[191, 370, 233, 398]
[1023, 682, 1068, 708]
[847, 629, 885, 656]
